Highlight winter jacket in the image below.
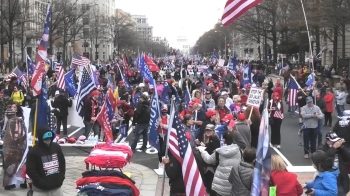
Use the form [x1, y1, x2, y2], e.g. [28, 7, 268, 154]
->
[335, 91, 347, 105]
[333, 120, 350, 148]
[305, 169, 339, 196]
[228, 161, 254, 196]
[234, 121, 251, 150]
[316, 98, 326, 114]
[51, 95, 72, 116]
[165, 154, 185, 194]
[270, 170, 303, 196]
[26, 128, 66, 191]
[323, 93, 334, 113]
[134, 100, 150, 124]
[201, 144, 241, 196]
[301, 105, 324, 129]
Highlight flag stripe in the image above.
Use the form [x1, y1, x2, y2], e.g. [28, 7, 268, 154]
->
[76, 66, 95, 117]
[221, 0, 262, 26]
[55, 65, 65, 89]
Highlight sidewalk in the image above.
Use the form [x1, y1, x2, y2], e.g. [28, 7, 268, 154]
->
[0, 156, 166, 196]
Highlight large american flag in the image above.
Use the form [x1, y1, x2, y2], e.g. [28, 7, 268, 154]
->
[221, 0, 263, 27]
[273, 102, 284, 119]
[167, 103, 207, 196]
[55, 64, 65, 89]
[288, 77, 299, 107]
[72, 52, 90, 66]
[76, 66, 95, 117]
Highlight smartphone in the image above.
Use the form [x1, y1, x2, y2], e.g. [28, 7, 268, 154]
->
[305, 189, 312, 194]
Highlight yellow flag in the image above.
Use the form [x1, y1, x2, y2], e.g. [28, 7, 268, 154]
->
[113, 87, 119, 101]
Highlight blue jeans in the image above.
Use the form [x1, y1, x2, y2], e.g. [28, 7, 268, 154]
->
[336, 104, 345, 117]
[303, 128, 317, 155]
[83, 121, 100, 138]
[316, 119, 323, 146]
[130, 123, 149, 150]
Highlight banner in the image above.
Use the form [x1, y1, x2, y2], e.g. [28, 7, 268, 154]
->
[2, 116, 28, 186]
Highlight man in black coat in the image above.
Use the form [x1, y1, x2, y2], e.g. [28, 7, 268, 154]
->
[51, 90, 72, 138]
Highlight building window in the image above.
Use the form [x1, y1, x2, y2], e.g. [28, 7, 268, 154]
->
[83, 28, 89, 38]
[83, 17, 89, 25]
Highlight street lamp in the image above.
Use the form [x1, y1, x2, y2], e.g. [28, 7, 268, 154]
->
[215, 30, 227, 58]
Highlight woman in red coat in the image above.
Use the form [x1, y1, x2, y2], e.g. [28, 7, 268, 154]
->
[270, 155, 303, 196]
[323, 88, 334, 127]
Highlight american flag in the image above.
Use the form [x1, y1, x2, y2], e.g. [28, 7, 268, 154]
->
[55, 64, 65, 89]
[26, 54, 35, 75]
[20, 74, 28, 86]
[72, 52, 90, 66]
[273, 102, 284, 119]
[167, 103, 207, 196]
[7, 67, 24, 78]
[288, 77, 299, 107]
[221, 0, 263, 27]
[76, 66, 95, 117]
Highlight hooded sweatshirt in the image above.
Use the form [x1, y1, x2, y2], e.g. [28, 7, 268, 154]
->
[26, 126, 66, 191]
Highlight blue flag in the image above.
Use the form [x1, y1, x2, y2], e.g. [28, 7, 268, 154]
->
[241, 63, 251, 86]
[106, 97, 114, 121]
[185, 87, 191, 109]
[139, 55, 155, 86]
[64, 69, 77, 97]
[306, 73, 314, 89]
[229, 57, 237, 75]
[37, 77, 49, 127]
[120, 124, 127, 138]
[160, 82, 170, 105]
[149, 93, 160, 150]
[251, 109, 271, 196]
[89, 65, 99, 85]
[215, 125, 228, 146]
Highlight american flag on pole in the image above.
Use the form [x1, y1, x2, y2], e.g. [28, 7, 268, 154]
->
[221, 0, 263, 27]
[19, 74, 28, 87]
[288, 77, 299, 107]
[76, 66, 96, 117]
[55, 64, 65, 90]
[167, 102, 207, 196]
[7, 67, 24, 78]
[72, 52, 90, 66]
[30, 4, 51, 96]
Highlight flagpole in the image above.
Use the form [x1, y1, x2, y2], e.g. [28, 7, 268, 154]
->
[32, 99, 38, 146]
[299, 0, 314, 72]
[161, 98, 174, 196]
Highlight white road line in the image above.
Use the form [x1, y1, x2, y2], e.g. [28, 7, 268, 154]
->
[270, 144, 293, 166]
[68, 127, 83, 137]
[119, 126, 133, 143]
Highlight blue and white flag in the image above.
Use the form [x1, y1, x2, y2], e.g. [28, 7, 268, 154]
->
[306, 72, 314, 89]
[241, 63, 251, 86]
[160, 82, 170, 105]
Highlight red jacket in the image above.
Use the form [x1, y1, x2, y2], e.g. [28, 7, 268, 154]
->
[270, 170, 303, 196]
[323, 93, 334, 113]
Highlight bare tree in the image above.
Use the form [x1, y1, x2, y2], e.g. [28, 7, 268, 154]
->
[110, 11, 138, 54]
[0, 0, 26, 69]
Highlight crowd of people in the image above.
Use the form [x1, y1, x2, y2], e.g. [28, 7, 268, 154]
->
[0, 56, 350, 196]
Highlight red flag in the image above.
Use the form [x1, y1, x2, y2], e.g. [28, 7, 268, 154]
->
[96, 100, 114, 143]
[122, 55, 131, 75]
[221, 0, 262, 27]
[144, 54, 160, 72]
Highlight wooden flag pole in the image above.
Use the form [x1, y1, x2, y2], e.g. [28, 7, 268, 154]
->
[32, 98, 38, 146]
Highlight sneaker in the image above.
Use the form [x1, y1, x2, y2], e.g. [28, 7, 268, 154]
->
[304, 154, 309, 159]
[276, 145, 281, 149]
[4, 184, 15, 190]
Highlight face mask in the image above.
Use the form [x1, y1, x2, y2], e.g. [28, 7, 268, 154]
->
[43, 139, 51, 146]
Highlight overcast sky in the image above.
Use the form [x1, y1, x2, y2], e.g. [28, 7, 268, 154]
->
[116, 0, 227, 46]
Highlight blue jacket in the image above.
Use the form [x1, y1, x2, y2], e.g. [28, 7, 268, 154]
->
[306, 169, 339, 196]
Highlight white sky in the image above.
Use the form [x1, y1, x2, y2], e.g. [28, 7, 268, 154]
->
[115, 0, 227, 46]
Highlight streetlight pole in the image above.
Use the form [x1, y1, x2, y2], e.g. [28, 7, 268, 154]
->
[215, 31, 227, 58]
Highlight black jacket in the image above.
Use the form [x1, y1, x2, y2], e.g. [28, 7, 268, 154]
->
[318, 144, 350, 193]
[316, 98, 326, 113]
[26, 127, 66, 191]
[134, 100, 150, 124]
[165, 154, 185, 194]
[51, 95, 72, 117]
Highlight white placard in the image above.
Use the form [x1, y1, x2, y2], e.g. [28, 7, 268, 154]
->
[218, 59, 225, 67]
[246, 88, 264, 108]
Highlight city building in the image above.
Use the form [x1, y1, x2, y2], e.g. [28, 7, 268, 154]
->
[153, 36, 169, 47]
[175, 36, 191, 54]
[132, 15, 153, 41]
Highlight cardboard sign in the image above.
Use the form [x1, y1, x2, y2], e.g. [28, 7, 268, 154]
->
[246, 88, 264, 108]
